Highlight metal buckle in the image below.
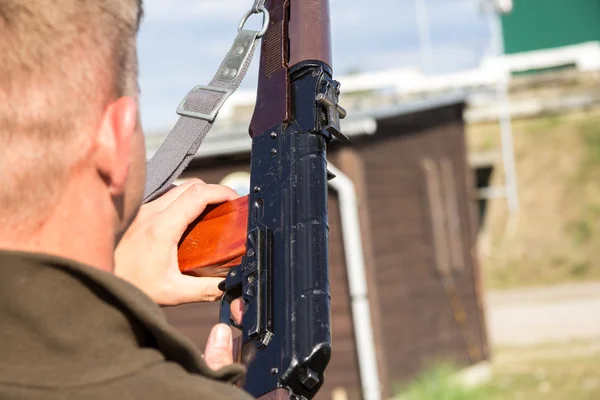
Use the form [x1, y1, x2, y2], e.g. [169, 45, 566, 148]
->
[238, 5, 269, 38]
[175, 85, 233, 122]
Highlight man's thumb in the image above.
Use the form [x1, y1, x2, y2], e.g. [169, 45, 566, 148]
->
[204, 323, 233, 370]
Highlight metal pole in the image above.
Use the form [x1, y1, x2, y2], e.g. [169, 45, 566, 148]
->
[488, 2, 519, 215]
[414, 0, 434, 74]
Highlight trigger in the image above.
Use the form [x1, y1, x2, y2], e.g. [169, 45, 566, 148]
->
[219, 265, 243, 327]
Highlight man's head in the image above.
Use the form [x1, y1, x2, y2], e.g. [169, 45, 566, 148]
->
[0, 0, 146, 241]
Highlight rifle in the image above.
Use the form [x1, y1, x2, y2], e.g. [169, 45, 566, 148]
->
[146, 1, 346, 398]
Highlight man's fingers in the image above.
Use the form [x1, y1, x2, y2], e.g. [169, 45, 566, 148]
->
[143, 179, 205, 212]
[204, 324, 233, 370]
[230, 298, 244, 326]
[161, 183, 240, 239]
[175, 276, 224, 303]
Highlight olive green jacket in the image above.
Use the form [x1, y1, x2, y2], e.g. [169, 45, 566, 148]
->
[0, 250, 252, 400]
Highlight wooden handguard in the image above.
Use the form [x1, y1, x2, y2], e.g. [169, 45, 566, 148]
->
[177, 195, 249, 277]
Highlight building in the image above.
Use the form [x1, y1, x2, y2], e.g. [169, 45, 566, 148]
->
[149, 94, 490, 399]
[501, 0, 600, 55]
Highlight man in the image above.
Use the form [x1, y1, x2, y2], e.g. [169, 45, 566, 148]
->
[0, 1, 250, 399]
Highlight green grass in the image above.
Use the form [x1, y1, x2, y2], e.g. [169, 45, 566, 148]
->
[397, 364, 496, 400]
[396, 341, 600, 400]
[489, 345, 600, 400]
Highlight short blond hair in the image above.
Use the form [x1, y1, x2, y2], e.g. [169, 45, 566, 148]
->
[0, 0, 143, 226]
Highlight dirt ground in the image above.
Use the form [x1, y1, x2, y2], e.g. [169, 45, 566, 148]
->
[399, 282, 600, 399]
[482, 281, 600, 399]
[486, 281, 600, 346]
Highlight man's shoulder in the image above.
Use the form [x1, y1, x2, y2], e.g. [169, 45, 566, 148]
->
[85, 361, 253, 400]
[0, 250, 250, 400]
[0, 361, 252, 400]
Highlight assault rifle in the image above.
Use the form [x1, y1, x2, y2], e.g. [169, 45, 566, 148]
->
[144, 1, 346, 398]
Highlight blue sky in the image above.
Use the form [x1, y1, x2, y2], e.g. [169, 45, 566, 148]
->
[137, 0, 493, 133]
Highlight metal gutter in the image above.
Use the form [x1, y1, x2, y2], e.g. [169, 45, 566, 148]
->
[327, 163, 382, 400]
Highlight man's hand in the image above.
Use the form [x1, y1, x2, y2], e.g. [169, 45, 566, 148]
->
[203, 300, 244, 370]
[204, 323, 234, 370]
[115, 179, 239, 306]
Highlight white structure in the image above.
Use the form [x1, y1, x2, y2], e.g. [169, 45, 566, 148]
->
[151, 40, 600, 215]
[218, 41, 600, 116]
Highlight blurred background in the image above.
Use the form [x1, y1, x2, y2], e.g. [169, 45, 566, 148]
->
[140, 0, 600, 399]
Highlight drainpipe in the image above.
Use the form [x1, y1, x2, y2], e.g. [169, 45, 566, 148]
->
[327, 163, 382, 400]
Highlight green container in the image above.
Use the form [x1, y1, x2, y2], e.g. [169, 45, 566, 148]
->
[502, 0, 600, 54]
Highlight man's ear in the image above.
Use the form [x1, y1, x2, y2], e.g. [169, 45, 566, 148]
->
[94, 96, 138, 196]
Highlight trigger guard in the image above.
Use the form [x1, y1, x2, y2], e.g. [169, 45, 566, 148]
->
[230, 316, 243, 330]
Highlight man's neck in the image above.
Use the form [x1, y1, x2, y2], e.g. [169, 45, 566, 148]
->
[0, 175, 116, 273]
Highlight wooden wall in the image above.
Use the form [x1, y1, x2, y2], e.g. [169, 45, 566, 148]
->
[160, 101, 488, 399]
[339, 103, 489, 391]
[162, 155, 362, 400]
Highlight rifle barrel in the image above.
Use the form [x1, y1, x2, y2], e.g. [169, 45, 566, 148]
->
[289, 0, 332, 68]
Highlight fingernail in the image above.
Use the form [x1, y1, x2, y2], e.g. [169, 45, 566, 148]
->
[214, 324, 232, 346]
